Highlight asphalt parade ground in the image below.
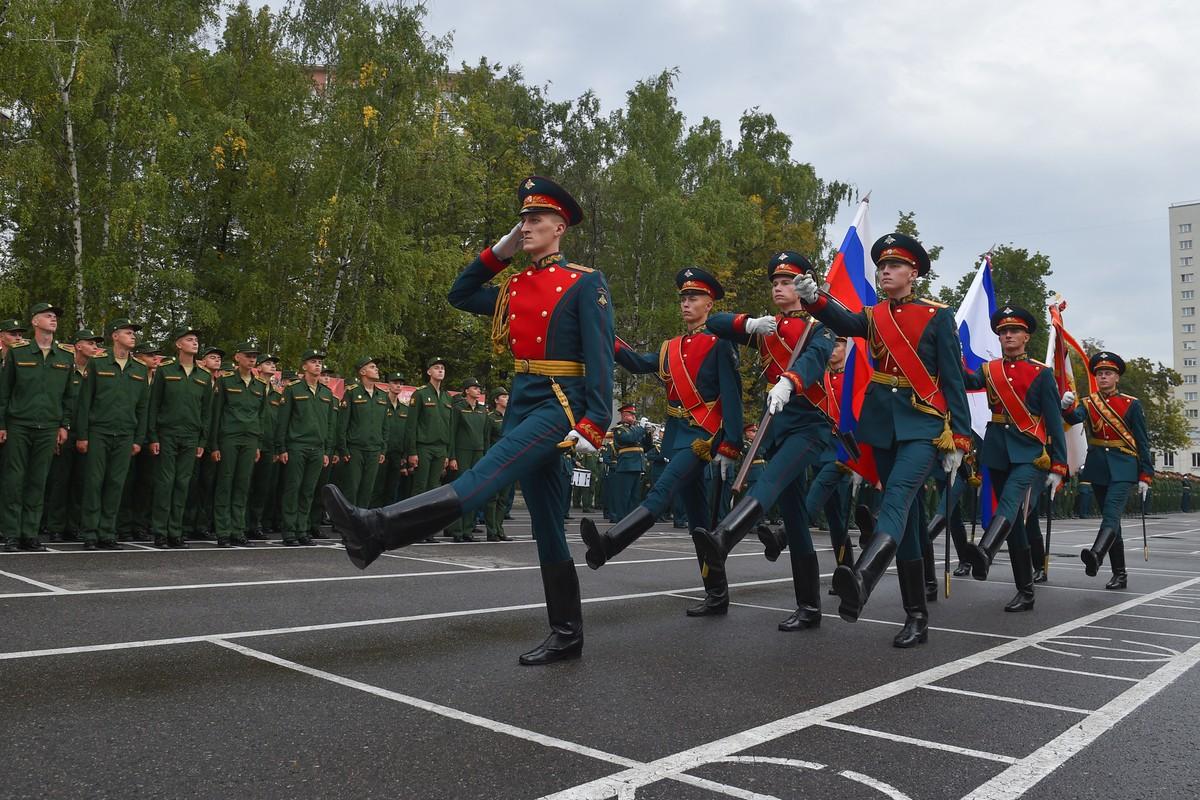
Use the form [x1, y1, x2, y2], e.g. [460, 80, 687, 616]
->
[4, 510, 1200, 799]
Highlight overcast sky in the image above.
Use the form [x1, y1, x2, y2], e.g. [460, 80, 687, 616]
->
[279, 0, 1199, 363]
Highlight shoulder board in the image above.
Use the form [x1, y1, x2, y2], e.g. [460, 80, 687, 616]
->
[159, 357, 177, 367]
[1119, 393, 1139, 401]
[1028, 358, 1049, 369]
[57, 342, 75, 354]
[345, 383, 360, 392]
[195, 364, 212, 374]
[287, 379, 302, 387]
[256, 376, 269, 385]
[919, 298, 948, 308]
[566, 262, 595, 274]
[11, 338, 28, 348]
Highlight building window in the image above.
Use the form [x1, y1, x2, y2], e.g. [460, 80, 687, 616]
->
[1187, 358, 1198, 367]
[1185, 273, 1196, 283]
[1184, 290, 1195, 300]
[1186, 392, 1198, 401]
[1184, 257, 1195, 267]
[1186, 341, 1197, 350]
[1189, 409, 1200, 419]
[1186, 307, 1196, 317]
[1183, 223, 1194, 233]
[1185, 324, 1196, 333]
[1193, 453, 1200, 468]
[1186, 374, 1198, 383]
[1164, 451, 1176, 468]
[1184, 240, 1195, 250]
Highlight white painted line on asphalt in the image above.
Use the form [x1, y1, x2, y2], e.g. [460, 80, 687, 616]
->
[817, 721, 1018, 765]
[0, 569, 68, 593]
[920, 684, 1091, 714]
[210, 639, 782, 800]
[712, 756, 915, 800]
[1117, 613, 1200, 625]
[839, 769, 912, 800]
[962, 635, 1200, 800]
[536, 575, 1200, 800]
[1140, 602, 1200, 611]
[375, 551, 495, 570]
[991, 660, 1141, 682]
[1086, 624, 1200, 640]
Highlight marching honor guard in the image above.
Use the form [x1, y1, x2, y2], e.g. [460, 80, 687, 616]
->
[695, 252, 837, 630]
[1061, 351, 1153, 588]
[804, 337, 857, 573]
[325, 176, 615, 665]
[793, 234, 972, 647]
[958, 306, 1068, 611]
[581, 267, 775, 616]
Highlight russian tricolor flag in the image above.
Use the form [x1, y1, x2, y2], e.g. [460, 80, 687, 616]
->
[825, 199, 879, 485]
[954, 256, 1000, 523]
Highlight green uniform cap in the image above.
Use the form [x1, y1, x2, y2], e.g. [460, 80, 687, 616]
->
[220, 359, 234, 372]
[233, 340, 260, 355]
[385, 372, 405, 383]
[492, 386, 509, 398]
[426, 355, 447, 369]
[1, 319, 27, 333]
[257, 353, 280, 364]
[28, 301, 65, 318]
[134, 341, 162, 355]
[354, 356, 377, 371]
[200, 345, 226, 358]
[73, 328, 104, 343]
[170, 325, 201, 342]
[462, 377, 481, 390]
[105, 317, 142, 336]
[301, 349, 326, 363]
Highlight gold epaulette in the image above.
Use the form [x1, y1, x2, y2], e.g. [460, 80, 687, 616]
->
[256, 375, 269, 385]
[94, 348, 108, 358]
[345, 383, 360, 392]
[287, 378, 301, 386]
[159, 357, 177, 367]
[11, 337, 28, 347]
[57, 342, 75, 354]
[567, 262, 595, 273]
[919, 298, 948, 308]
[195, 363, 212, 374]
[1029, 358, 1049, 369]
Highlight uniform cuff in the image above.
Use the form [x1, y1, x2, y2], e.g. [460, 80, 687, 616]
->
[731, 313, 749, 335]
[805, 294, 829, 313]
[1051, 462, 1069, 477]
[575, 418, 604, 449]
[480, 246, 510, 274]
[1139, 473, 1153, 485]
[717, 440, 741, 460]
[782, 371, 804, 392]
[953, 434, 973, 454]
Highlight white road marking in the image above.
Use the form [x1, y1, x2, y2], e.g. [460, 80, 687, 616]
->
[0, 569, 67, 593]
[1085, 624, 1200, 640]
[991, 660, 1141, 682]
[817, 721, 1018, 765]
[839, 769, 913, 800]
[919, 684, 1091, 714]
[1141, 602, 1200, 611]
[1117, 612, 1200, 625]
[375, 551, 495, 570]
[536, 576, 1200, 800]
[962, 635, 1200, 799]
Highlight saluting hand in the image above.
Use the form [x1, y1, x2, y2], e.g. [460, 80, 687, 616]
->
[492, 221, 524, 261]
[793, 273, 819, 304]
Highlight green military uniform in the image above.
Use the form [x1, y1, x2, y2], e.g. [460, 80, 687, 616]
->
[275, 353, 337, 545]
[43, 329, 101, 542]
[482, 389, 513, 541]
[211, 344, 269, 546]
[247, 354, 282, 537]
[337, 359, 390, 508]
[0, 303, 74, 550]
[117, 342, 163, 540]
[572, 450, 600, 513]
[448, 378, 488, 541]
[371, 373, 409, 507]
[404, 357, 454, 502]
[147, 328, 212, 547]
[311, 375, 344, 537]
[76, 319, 151, 548]
[183, 347, 225, 539]
[0, 320, 29, 534]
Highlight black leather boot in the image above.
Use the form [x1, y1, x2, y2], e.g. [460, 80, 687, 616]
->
[829, 535, 856, 594]
[779, 551, 822, 631]
[580, 506, 655, 569]
[756, 523, 786, 562]
[1106, 539, 1128, 589]
[961, 515, 1012, 581]
[1081, 526, 1117, 577]
[325, 483, 462, 569]
[893, 558, 929, 648]
[1028, 524, 1047, 583]
[922, 537, 938, 602]
[926, 513, 947, 543]
[686, 535, 729, 616]
[518, 560, 583, 665]
[696, 498, 764, 564]
[855, 504, 876, 550]
[832, 533, 897, 623]
[1004, 546, 1035, 612]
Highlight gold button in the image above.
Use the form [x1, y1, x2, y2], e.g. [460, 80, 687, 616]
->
[555, 286, 562, 293]
[511, 290, 517, 297]
[541, 311, 548, 318]
[511, 277, 518, 283]
[892, 387, 898, 393]
[897, 308, 902, 313]
[510, 313, 516, 320]
[536, 336, 543, 343]
[549, 267, 556, 273]
[511, 338, 517, 344]
[685, 338, 691, 343]
[570, 273, 577, 279]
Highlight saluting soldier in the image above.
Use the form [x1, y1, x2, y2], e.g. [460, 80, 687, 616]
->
[957, 306, 1069, 611]
[183, 346, 224, 540]
[608, 404, 646, 522]
[337, 357, 390, 510]
[371, 372, 411, 508]
[794, 233, 972, 647]
[210, 342, 268, 547]
[446, 377, 488, 541]
[117, 341, 164, 541]
[482, 387, 515, 540]
[147, 326, 212, 549]
[1061, 351, 1153, 589]
[75, 318, 152, 550]
[327, 176, 616, 665]
[43, 329, 104, 542]
[247, 353, 282, 538]
[274, 350, 337, 546]
[404, 356, 454, 541]
[0, 302, 73, 551]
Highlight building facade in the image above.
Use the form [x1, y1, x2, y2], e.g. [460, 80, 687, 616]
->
[1169, 200, 1200, 474]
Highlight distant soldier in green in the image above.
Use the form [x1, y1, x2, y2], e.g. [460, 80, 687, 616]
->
[275, 350, 336, 545]
[608, 403, 646, 521]
[247, 353, 282, 538]
[309, 366, 344, 538]
[448, 377, 488, 542]
[0, 319, 28, 365]
[210, 342, 268, 547]
[75, 318, 151, 550]
[573, 449, 601, 514]
[43, 329, 105, 542]
[371, 372, 411, 507]
[146, 326, 211, 548]
[118, 341, 165, 541]
[337, 357, 390, 509]
[404, 355, 454, 542]
[0, 302, 73, 551]
[184, 346, 225, 540]
[483, 387, 514, 541]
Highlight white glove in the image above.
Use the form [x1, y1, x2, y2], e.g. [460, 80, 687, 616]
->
[715, 454, 736, 480]
[492, 222, 524, 261]
[745, 315, 778, 336]
[639, 416, 651, 427]
[793, 273, 819, 304]
[1046, 472, 1063, 496]
[562, 429, 598, 454]
[942, 449, 964, 484]
[1060, 390, 1076, 410]
[766, 379, 794, 415]
[850, 473, 864, 491]
[1138, 480, 1150, 500]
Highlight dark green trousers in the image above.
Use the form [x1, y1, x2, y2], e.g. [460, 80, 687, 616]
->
[485, 482, 514, 538]
[282, 447, 324, 542]
[247, 457, 279, 532]
[1, 424, 59, 543]
[371, 448, 406, 507]
[152, 434, 201, 541]
[213, 433, 259, 541]
[338, 447, 383, 508]
[184, 458, 217, 536]
[43, 433, 83, 537]
[80, 432, 136, 544]
[118, 448, 155, 537]
[451, 449, 484, 534]
[410, 444, 448, 496]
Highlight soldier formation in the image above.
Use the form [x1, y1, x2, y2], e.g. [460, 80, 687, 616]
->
[1, 176, 1155, 669]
